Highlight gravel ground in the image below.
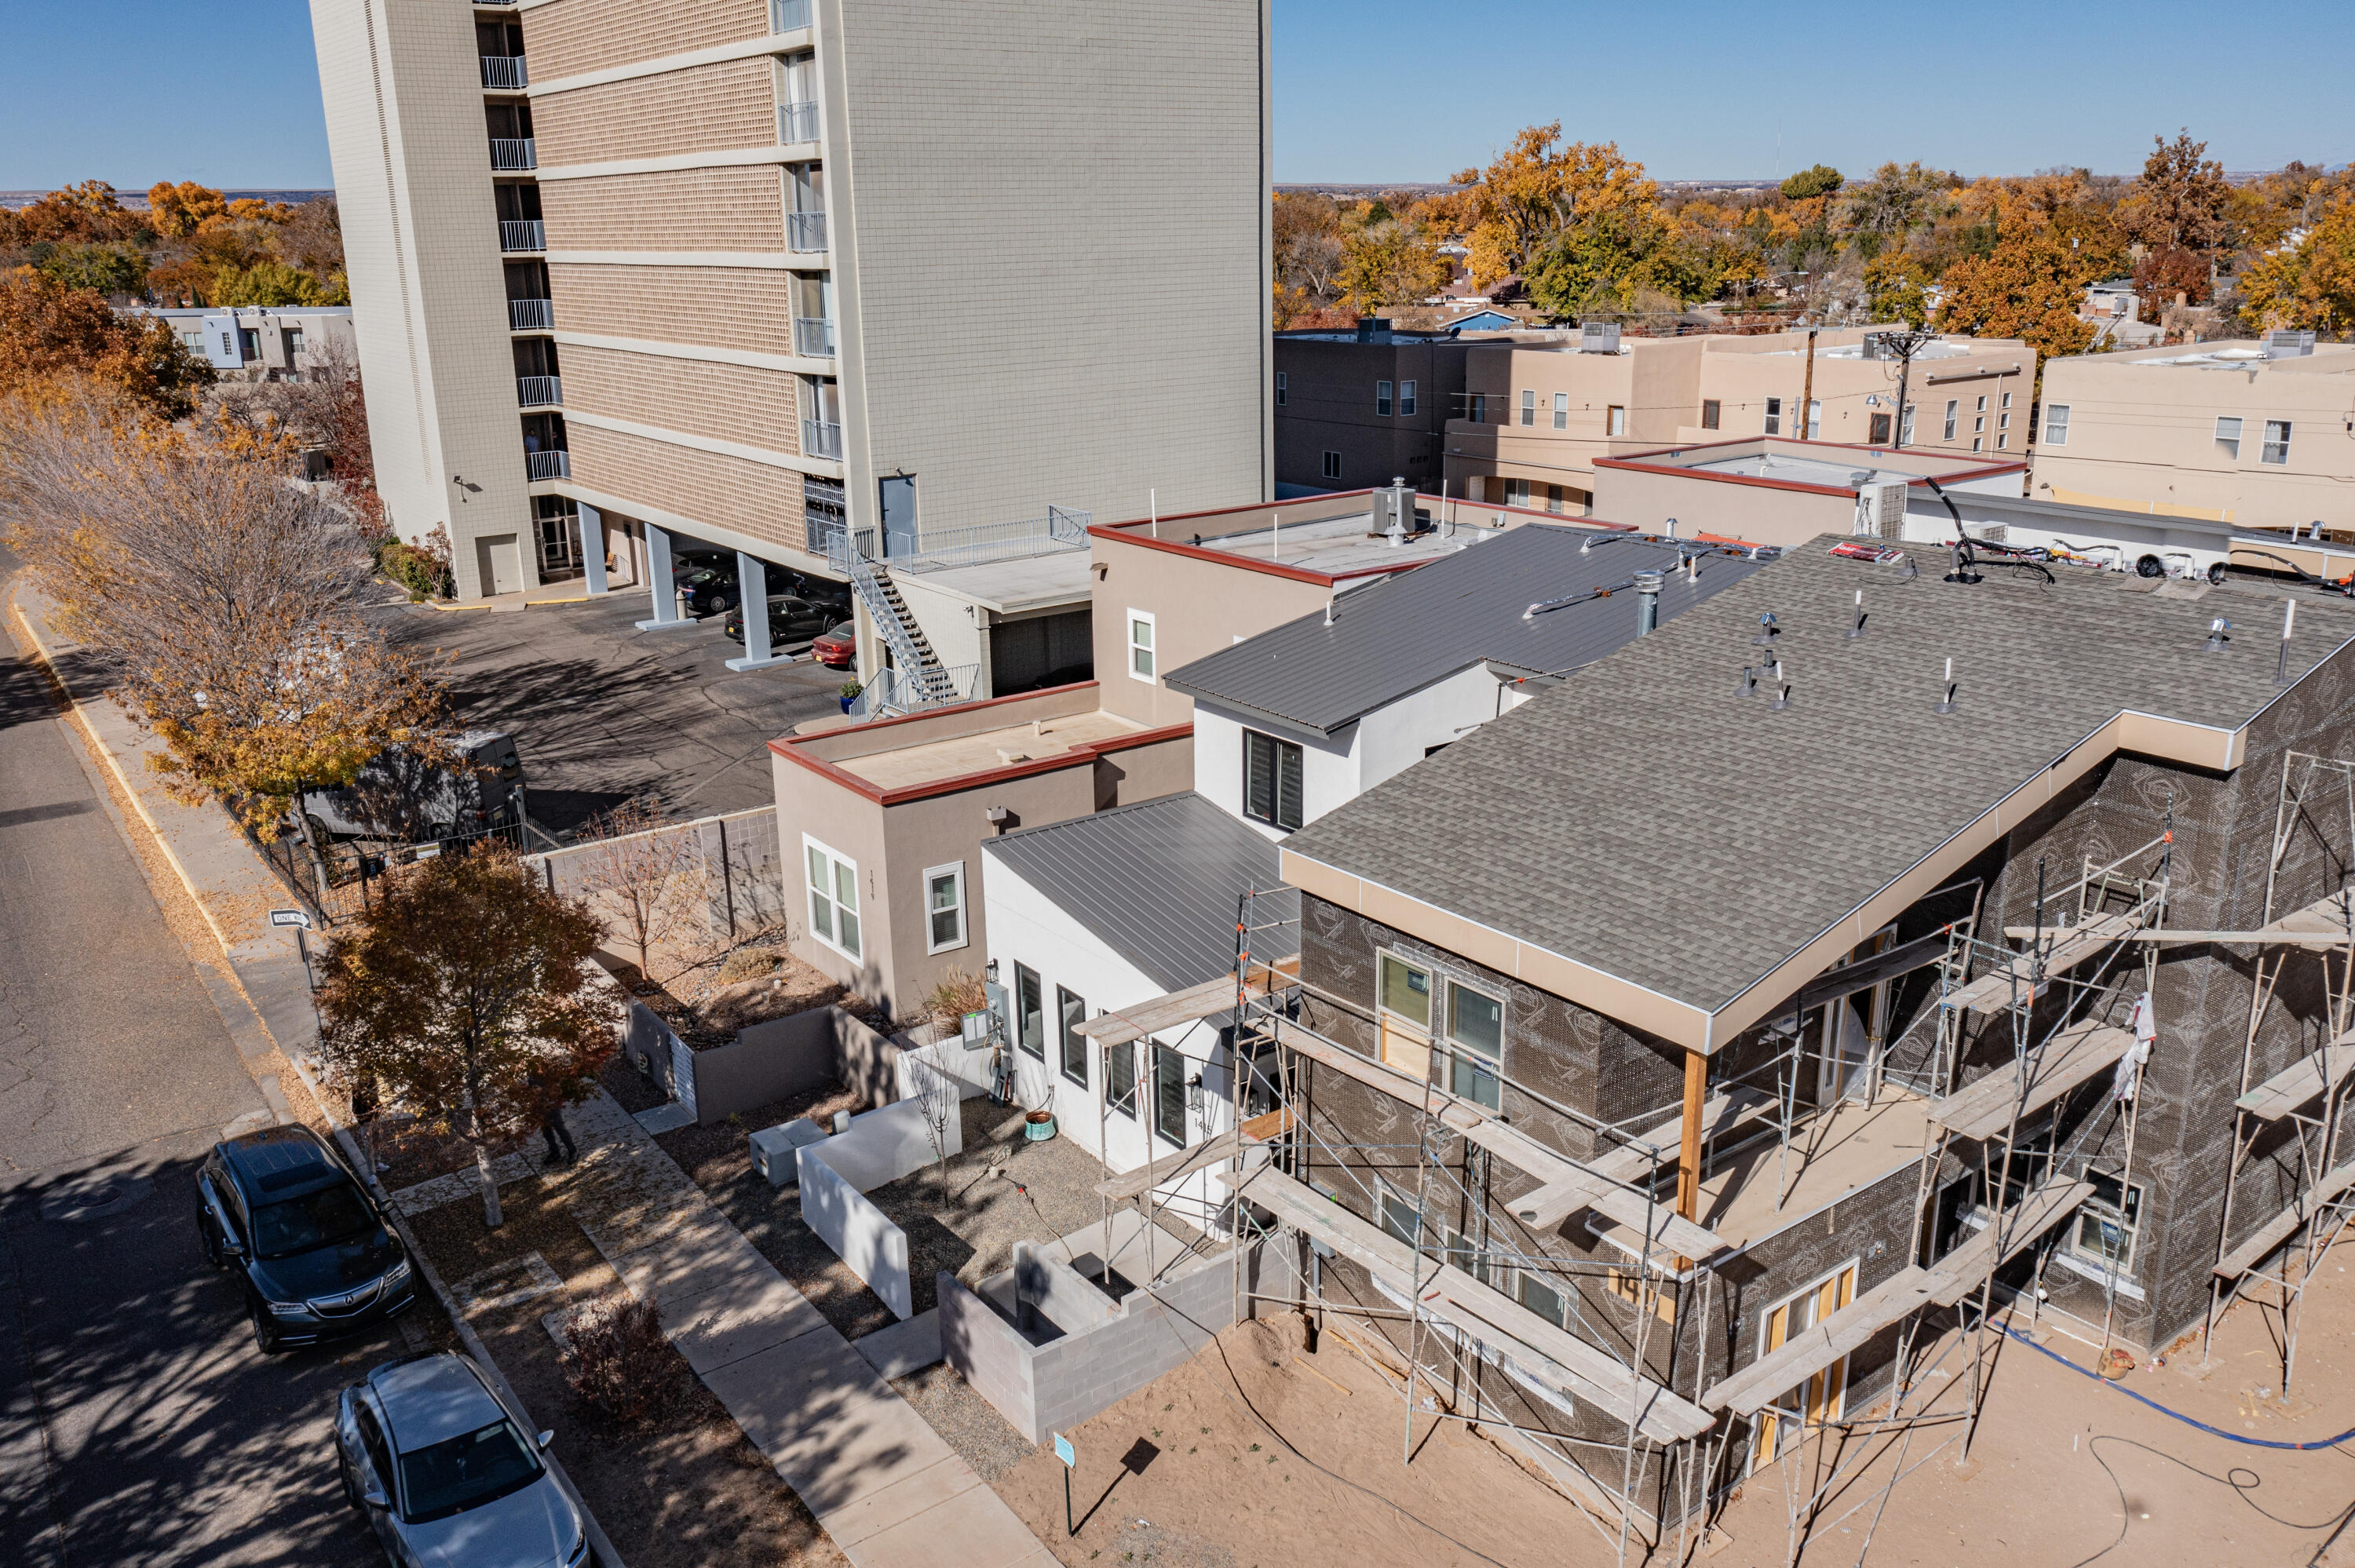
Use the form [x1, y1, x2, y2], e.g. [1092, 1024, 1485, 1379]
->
[889, 1361, 1037, 1482]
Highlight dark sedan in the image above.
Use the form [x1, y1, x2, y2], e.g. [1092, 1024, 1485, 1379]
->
[196, 1125, 415, 1353]
[723, 593, 837, 648]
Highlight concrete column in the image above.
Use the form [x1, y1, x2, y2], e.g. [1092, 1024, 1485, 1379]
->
[578, 503, 608, 596]
[725, 551, 780, 671]
[635, 524, 692, 630]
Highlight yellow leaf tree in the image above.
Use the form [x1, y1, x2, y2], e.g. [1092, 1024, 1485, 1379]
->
[2237, 199, 2355, 336]
[1449, 124, 1659, 288]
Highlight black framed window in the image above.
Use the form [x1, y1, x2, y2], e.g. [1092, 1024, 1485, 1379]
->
[1057, 986, 1089, 1088]
[1243, 728, 1303, 832]
[1015, 964, 1045, 1061]
[1152, 1041, 1187, 1146]
[1106, 1039, 1137, 1118]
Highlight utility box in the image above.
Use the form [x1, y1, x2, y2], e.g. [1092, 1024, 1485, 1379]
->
[750, 1117, 828, 1186]
[1579, 321, 1623, 354]
[1370, 480, 1416, 541]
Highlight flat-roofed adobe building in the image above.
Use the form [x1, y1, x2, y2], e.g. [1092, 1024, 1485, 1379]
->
[1588, 436, 2026, 549]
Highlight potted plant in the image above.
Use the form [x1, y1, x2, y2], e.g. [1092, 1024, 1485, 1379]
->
[838, 680, 863, 713]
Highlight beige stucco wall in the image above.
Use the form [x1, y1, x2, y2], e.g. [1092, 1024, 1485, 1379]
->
[1090, 531, 1332, 727]
[310, 0, 533, 599]
[2032, 344, 2355, 531]
[1588, 466, 1853, 546]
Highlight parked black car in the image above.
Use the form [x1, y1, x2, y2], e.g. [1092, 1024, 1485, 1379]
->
[196, 1125, 415, 1353]
[722, 593, 838, 647]
[297, 729, 525, 845]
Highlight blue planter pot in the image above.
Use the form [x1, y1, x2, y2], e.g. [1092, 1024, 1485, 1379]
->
[1023, 1114, 1057, 1142]
[839, 695, 855, 713]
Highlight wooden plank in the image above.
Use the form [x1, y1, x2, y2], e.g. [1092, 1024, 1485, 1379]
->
[1239, 1105, 1296, 1142]
[1590, 1090, 1778, 1184]
[1702, 1266, 1936, 1414]
[1923, 1178, 2094, 1307]
[1221, 1165, 1714, 1442]
[1929, 1022, 2134, 1143]
[1093, 1127, 1257, 1201]
[1075, 958, 1300, 1048]
[2115, 930, 2353, 949]
[1952, 912, 2141, 1015]
[2237, 1036, 2355, 1121]
[2214, 1160, 2355, 1279]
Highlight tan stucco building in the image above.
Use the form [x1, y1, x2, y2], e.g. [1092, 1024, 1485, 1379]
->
[2032, 338, 2355, 533]
[1444, 326, 2034, 519]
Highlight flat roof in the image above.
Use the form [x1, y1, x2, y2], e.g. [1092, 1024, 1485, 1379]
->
[889, 549, 1090, 615]
[1689, 452, 1929, 488]
[2087, 340, 2355, 371]
[1599, 436, 2026, 494]
[830, 706, 1146, 791]
[1162, 526, 1768, 738]
[1169, 509, 1479, 578]
[983, 792, 1298, 994]
[1283, 537, 2355, 1020]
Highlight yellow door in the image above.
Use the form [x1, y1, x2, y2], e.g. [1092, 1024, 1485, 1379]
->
[1754, 1264, 1857, 1468]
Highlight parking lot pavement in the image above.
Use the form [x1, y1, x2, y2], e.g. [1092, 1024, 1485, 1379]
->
[382, 592, 852, 838]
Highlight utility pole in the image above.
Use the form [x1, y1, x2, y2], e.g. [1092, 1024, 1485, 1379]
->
[1881, 326, 1940, 450]
[1800, 323, 1818, 442]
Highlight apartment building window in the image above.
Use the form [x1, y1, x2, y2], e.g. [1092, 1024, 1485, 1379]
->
[770, 0, 811, 31]
[1321, 450, 1342, 481]
[1243, 728, 1304, 832]
[2001, 392, 2013, 411]
[803, 837, 860, 961]
[1466, 392, 1488, 423]
[2214, 416, 2242, 458]
[1553, 392, 1568, 430]
[1057, 986, 1089, 1089]
[1126, 609, 1155, 681]
[1444, 1227, 1491, 1285]
[1972, 437, 1983, 452]
[1378, 1179, 1422, 1249]
[1546, 483, 1567, 514]
[1105, 1037, 1137, 1118]
[1701, 399, 1721, 430]
[1944, 399, 1959, 440]
[2068, 1172, 2143, 1273]
[1448, 982, 1503, 1110]
[1806, 399, 1821, 439]
[1377, 954, 1433, 1081]
[1521, 389, 1536, 426]
[1274, 371, 1287, 407]
[1973, 394, 1986, 434]
[1607, 405, 1627, 437]
[1517, 1270, 1568, 1329]
[1764, 396, 1783, 436]
[1869, 413, 1891, 444]
[1014, 964, 1046, 1061]
[2043, 404, 2071, 445]
[922, 862, 966, 954]
[1400, 380, 1417, 416]
[1376, 380, 1393, 417]
[1502, 476, 1532, 508]
[2263, 419, 2293, 465]
[1152, 1041, 1187, 1146]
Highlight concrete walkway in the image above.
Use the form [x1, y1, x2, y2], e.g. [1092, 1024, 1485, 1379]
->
[397, 1096, 1052, 1568]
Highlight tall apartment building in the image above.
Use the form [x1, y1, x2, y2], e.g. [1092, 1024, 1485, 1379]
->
[312, 0, 1272, 611]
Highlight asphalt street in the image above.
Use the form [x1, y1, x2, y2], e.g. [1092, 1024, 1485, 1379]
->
[0, 545, 389, 1565]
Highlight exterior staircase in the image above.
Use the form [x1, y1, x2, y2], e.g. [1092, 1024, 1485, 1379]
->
[846, 556, 962, 710]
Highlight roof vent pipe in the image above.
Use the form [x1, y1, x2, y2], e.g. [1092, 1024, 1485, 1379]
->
[1843, 589, 1867, 640]
[2276, 599, 2297, 685]
[1753, 612, 1780, 647]
[1768, 660, 1791, 710]
[1933, 658, 1958, 715]
[1634, 571, 1663, 636]
[1663, 517, 1678, 538]
[2205, 616, 2233, 652]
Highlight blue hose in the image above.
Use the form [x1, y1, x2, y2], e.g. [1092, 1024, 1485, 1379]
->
[2000, 1325, 2355, 1450]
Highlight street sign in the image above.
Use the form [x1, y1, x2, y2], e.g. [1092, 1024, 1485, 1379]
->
[269, 908, 313, 930]
[1053, 1433, 1075, 1468]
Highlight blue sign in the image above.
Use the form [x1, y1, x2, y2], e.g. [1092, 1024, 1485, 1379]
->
[1053, 1433, 1075, 1469]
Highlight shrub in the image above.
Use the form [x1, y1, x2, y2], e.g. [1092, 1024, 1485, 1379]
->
[715, 944, 782, 984]
[927, 965, 989, 1026]
[373, 534, 451, 600]
[561, 1298, 675, 1422]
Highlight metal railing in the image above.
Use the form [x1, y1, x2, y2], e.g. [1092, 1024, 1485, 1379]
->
[508, 297, 553, 330]
[500, 220, 545, 251]
[787, 210, 828, 252]
[778, 100, 820, 144]
[801, 418, 842, 460]
[517, 375, 562, 407]
[794, 316, 835, 358]
[526, 450, 571, 480]
[848, 662, 978, 722]
[890, 506, 1092, 573]
[490, 137, 537, 170]
[480, 55, 527, 89]
[771, 0, 812, 31]
[812, 516, 875, 571]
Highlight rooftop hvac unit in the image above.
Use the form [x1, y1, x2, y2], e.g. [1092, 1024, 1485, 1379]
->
[1371, 479, 1415, 542]
[1853, 479, 1908, 539]
[1579, 321, 1622, 354]
[1860, 330, 1897, 361]
[2266, 330, 2317, 359]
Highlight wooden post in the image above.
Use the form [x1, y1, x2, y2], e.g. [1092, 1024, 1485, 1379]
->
[1678, 1048, 1707, 1220]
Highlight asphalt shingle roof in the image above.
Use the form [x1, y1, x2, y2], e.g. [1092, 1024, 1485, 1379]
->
[1283, 540, 2355, 1017]
[1159, 525, 1769, 737]
[983, 793, 1299, 994]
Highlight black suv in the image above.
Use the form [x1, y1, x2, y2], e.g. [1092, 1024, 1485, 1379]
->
[196, 1125, 416, 1353]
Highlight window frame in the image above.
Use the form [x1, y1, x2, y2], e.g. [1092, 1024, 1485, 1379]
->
[2214, 415, 2242, 459]
[1944, 399, 1960, 440]
[1516, 1268, 1567, 1328]
[1553, 392, 1569, 430]
[1375, 379, 1393, 417]
[1126, 608, 1156, 683]
[1607, 404, 1627, 437]
[922, 861, 966, 954]
[1057, 985, 1089, 1089]
[1014, 962, 1046, 1062]
[1242, 727, 1305, 833]
[1868, 412, 1891, 445]
[1152, 1040, 1187, 1147]
[2263, 419, 2293, 465]
[1520, 388, 1536, 426]
[1320, 449, 1342, 480]
[2043, 403, 2070, 445]
[1273, 370, 1286, 407]
[1105, 1037, 1138, 1118]
[1701, 399, 1721, 431]
[1377, 1177, 1423, 1249]
[1764, 396, 1782, 436]
[1400, 379, 1418, 417]
[1805, 398, 1820, 439]
[2067, 1169, 2144, 1274]
[802, 834, 862, 961]
[1446, 979, 1504, 1110]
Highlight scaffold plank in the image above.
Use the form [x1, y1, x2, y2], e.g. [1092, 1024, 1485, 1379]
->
[1923, 1177, 2094, 1307]
[1702, 1265, 1936, 1415]
[1952, 911, 2141, 1014]
[2214, 1160, 2355, 1279]
[1590, 1090, 1778, 1184]
[2236, 1034, 2355, 1121]
[1929, 1021, 2134, 1142]
[1075, 958, 1297, 1048]
[1093, 1126, 1264, 1201]
[2109, 888, 2355, 949]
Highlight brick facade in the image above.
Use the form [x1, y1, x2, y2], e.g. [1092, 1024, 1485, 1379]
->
[560, 341, 803, 457]
[539, 165, 784, 252]
[568, 422, 808, 552]
[535, 56, 777, 167]
[547, 263, 797, 356]
[523, 0, 769, 84]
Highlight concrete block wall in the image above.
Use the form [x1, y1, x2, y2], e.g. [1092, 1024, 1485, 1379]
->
[799, 1140, 913, 1318]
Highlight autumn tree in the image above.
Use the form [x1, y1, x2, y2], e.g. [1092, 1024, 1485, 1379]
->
[576, 798, 711, 985]
[1780, 165, 1844, 202]
[2119, 130, 2232, 253]
[13, 181, 145, 245]
[0, 268, 212, 417]
[1835, 162, 1956, 251]
[1272, 192, 1346, 324]
[148, 181, 230, 239]
[1933, 228, 2098, 358]
[316, 845, 615, 1228]
[211, 259, 342, 307]
[2236, 200, 2355, 336]
[1864, 253, 1930, 327]
[1524, 206, 1716, 315]
[1335, 210, 1452, 312]
[1449, 125, 1658, 287]
[34, 242, 148, 299]
[2133, 246, 2211, 312]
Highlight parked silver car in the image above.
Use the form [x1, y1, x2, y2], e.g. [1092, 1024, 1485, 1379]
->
[336, 1351, 587, 1567]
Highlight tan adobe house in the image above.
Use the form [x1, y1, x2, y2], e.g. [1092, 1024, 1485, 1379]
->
[1588, 436, 2028, 549]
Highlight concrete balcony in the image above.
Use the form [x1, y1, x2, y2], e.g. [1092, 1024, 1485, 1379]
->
[788, 210, 828, 253]
[794, 317, 835, 359]
[518, 375, 562, 407]
[778, 100, 820, 144]
[527, 450, 570, 480]
[509, 298, 553, 331]
[500, 220, 544, 251]
[480, 55, 527, 89]
[802, 418, 843, 460]
[491, 137, 537, 170]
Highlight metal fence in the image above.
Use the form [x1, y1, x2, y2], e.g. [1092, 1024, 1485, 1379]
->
[526, 450, 570, 480]
[252, 819, 531, 927]
[794, 315, 835, 358]
[787, 210, 827, 252]
[509, 297, 553, 330]
[490, 137, 537, 170]
[847, 662, 978, 720]
[480, 55, 528, 89]
[778, 101, 820, 144]
[889, 505, 1090, 573]
[500, 220, 544, 252]
[517, 375, 562, 407]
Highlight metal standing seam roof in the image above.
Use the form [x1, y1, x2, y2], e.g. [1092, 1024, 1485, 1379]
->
[1282, 538, 2355, 1019]
[981, 792, 1299, 995]
[1158, 526, 1770, 738]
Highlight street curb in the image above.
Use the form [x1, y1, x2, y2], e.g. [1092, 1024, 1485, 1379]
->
[8, 587, 627, 1568]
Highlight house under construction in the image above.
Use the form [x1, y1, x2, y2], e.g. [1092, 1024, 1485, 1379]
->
[1068, 540, 2355, 1557]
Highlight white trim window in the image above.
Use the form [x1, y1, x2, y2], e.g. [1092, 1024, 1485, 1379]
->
[2068, 1171, 2143, 1274]
[1447, 980, 1504, 1110]
[1900, 403, 1915, 444]
[804, 836, 861, 961]
[922, 862, 966, 954]
[1520, 389, 1536, 426]
[1274, 370, 1287, 407]
[1764, 396, 1783, 436]
[1553, 392, 1568, 430]
[2214, 415, 2242, 458]
[2043, 403, 2070, 445]
[1400, 380, 1418, 417]
[1804, 399, 1820, 440]
[2263, 419, 2293, 465]
[1608, 404, 1627, 437]
[1126, 608, 1156, 682]
[1944, 399, 1960, 441]
[1375, 379, 1393, 417]
[1243, 727, 1303, 832]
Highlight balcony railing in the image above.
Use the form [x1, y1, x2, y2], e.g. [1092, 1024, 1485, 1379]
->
[480, 55, 527, 89]
[849, 663, 979, 722]
[801, 418, 843, 459]
[526, 450, 571, 480]
[794, 317, 835, 358]
[517, 375, 562, 407]
[770, 0, 812, 31]
[509, 297, 553, 331]
[787, 210, 828, 252]
[500, 220, 544, 251]
[891, 507, 1092, 574]
[491, 137, 537, 170]
[778, 100, 820, 144]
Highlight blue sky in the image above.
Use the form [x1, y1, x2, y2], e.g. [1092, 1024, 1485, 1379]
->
[4, 0, 2350, 192]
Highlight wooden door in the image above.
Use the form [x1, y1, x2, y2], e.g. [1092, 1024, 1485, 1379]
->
[1753, 1263, 1858, 1468]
